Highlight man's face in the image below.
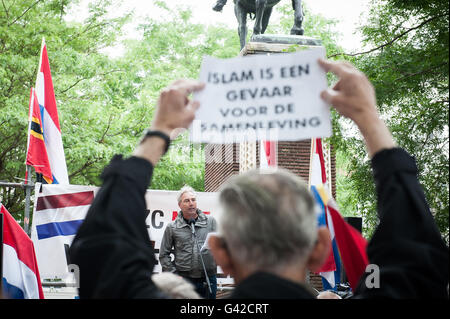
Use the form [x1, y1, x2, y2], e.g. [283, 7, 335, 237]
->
[179, 191, 197, 218]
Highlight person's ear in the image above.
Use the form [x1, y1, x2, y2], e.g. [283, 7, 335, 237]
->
[307, 227, 331, 273]
[208, 234, 234, 276]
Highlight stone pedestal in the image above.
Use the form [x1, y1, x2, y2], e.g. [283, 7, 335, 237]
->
[243, 34, 323, 55]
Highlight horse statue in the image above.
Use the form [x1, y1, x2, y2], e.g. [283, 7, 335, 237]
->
[213, 0, 304, 49]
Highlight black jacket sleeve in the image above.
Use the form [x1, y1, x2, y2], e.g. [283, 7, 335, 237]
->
[354, 148, 449, 298]
[69, 155, 167, 299]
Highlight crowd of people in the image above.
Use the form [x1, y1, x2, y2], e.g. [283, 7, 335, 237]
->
[68, 58, 449, 299]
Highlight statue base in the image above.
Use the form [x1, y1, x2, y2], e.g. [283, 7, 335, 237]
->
[240, 34, 323, 56]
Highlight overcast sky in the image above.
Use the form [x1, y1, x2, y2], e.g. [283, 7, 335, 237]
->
[71, 0, 371, 53]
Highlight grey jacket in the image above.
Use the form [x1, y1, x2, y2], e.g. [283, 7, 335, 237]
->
[159, 209, 217, 278]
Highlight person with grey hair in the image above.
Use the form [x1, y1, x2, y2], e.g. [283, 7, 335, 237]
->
[208, 168, 329, 298]
[219, 169, 318, 273]
[159, 185, 218, 299]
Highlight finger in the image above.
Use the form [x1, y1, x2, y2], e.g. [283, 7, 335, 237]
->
[171, 79, 205, 96]
[318, 59, 351, 78]
[188, 100, 201, 111]
[340, 60, 356, 70]
[333, 79, 342, 91]
[320, 88, 339, 105]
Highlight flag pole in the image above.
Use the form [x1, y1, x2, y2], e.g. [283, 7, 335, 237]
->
[0, 210, 3, 293]
[24, 88, 35, 235]
[22, 38, 44, 236]
[36, 37, 45, 87]
[308, 138, 315, 188]
[23, 166, 32, 236]
[306, 137, 315, 285]
[24, 38, 46, 235]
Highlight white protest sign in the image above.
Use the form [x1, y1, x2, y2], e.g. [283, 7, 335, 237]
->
[191, 47, 331, 144]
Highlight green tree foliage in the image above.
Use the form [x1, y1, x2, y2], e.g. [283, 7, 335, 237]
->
[271, 1, 448, 242]
[0, 0, 130, 219]
[0, 1, 240, 221]
[331, 0, 449, 241]
[116, 3, 240, 191]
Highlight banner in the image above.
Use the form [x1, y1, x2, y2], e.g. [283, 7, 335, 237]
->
[30, 184, 233, 285]
[192, 47, 331, 143]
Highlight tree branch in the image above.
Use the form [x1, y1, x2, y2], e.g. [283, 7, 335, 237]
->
[64, 21, 110, 45]
[59, 69, 124, 93]
[98, 113, 113, 143]
[328, 13, 447, 58]
[2, 0, 9, 20]
[8, 0, 42, 26]
[68, 159, 97, 179]
[59, 77, 85, 94]
[394, 62, 448, 82]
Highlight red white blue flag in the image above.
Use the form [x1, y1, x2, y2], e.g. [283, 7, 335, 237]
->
[325, 199, 369, 290]
[309, 138, 368, 290]
[26, 88, 53, 184]
[33, 39, 68, 184]
[1, 204, 44, 299]
[311, 185, 342, 289]
[309, 138, 341, 289]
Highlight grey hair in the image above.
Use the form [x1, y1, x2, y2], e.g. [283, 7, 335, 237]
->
[218, 168, 318, 272]
[151, 272, 201, 299]
[177, 185, 196, 204]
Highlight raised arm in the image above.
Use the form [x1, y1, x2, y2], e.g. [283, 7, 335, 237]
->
[133, 79, 205, 165]
[318, 59, 395, 158]
[69, 79, 204, 298]
[318, 58, 449, 298]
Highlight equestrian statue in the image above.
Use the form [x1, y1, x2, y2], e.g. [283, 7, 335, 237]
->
[213, 0, 304, 49]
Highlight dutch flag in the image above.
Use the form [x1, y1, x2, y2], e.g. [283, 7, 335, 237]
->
[309, 138, 369, 291]
[309, 138, 341, 290]
[34, 38, 69, 185]
[1, 204, 44, 299]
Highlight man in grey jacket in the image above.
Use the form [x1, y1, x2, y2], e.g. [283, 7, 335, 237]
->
[159, 185, 218, 299]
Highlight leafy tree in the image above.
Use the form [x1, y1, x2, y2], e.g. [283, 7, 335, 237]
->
[116, 3, 241, 191]
[330, 0, 449, 241]
[271, 1, 448, 242]
[0, 0, 130, 221]
[0, 1, 240, 223]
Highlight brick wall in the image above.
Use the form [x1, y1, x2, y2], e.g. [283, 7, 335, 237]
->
[205, 140, 336, 203]
[204, 143, 240, 192]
